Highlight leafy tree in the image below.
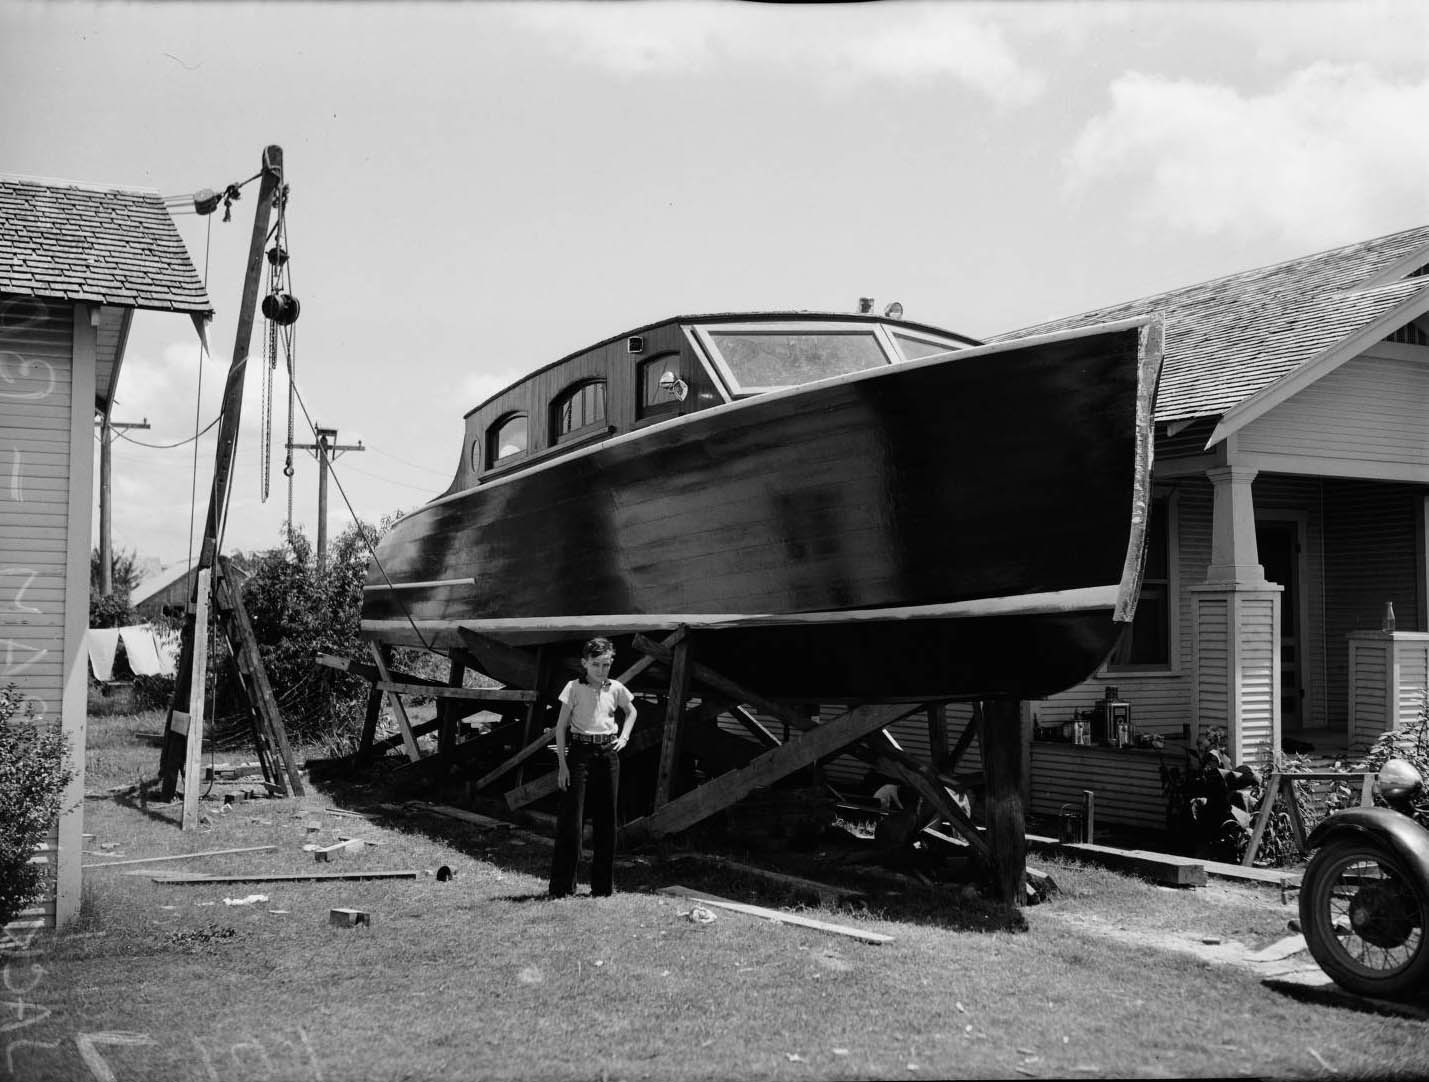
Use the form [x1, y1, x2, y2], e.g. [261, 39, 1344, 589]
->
[0, 684, 74, 927]
[235, 521, 389, 743]
[89, 546, 141, 628]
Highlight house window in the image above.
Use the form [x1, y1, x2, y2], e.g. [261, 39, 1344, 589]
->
[1107, 496, 1173, 671]
[552, 380, 606, 443]
[486, 413, 528, 468]
[637, 355, 682, 420]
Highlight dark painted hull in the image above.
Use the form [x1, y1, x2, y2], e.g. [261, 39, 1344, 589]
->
[363, 321, 1160, 700]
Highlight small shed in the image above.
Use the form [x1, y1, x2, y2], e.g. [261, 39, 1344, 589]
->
[0, 174, 210, 931]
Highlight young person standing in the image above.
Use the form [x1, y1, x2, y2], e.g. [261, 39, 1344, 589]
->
[548, 637, 636, 898]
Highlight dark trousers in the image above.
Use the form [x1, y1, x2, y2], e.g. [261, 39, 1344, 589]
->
[548, 742, 619, 897]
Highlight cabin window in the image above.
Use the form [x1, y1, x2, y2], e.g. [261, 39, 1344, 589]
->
[1107, 495, 1174, 672]
[486, 412, 528, 468]
[893, 333, 960, 361]
[637, 355, 683, 420]
[702, 329, 891, 394]
[552, 379, 607, 443]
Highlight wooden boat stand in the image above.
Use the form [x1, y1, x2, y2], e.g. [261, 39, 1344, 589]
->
[336, 624, 1033, 903]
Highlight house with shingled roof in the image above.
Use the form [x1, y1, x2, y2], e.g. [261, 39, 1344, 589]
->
[1, 174, 210, 932]
[982, 225, 1429, 831]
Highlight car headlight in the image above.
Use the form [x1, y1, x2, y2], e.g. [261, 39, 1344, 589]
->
[1376, 759, 1425, 803]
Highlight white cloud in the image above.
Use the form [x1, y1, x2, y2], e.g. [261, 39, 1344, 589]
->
[505, 1, 1044, 104]
[1065, 64, 1429, 243]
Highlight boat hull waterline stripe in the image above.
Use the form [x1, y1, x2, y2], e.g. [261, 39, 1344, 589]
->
[362, 584, 1122, 638]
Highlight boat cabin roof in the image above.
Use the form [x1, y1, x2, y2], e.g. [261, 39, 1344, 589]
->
[464, 311, 980, 418]
[451, 311, 980, 494]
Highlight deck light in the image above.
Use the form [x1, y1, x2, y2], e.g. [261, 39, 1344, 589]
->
[884, 301, 904, 320]
[858, 297, 875, 314]
[658, 371, 689, 402]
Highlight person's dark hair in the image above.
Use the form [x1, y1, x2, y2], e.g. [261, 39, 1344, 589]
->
[583, 636, 615, 660]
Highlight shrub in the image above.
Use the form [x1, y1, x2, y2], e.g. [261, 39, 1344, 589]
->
[0, 684, 75, 928]
[1160, 727, 1258, 862]
[235, 521, 394, 744]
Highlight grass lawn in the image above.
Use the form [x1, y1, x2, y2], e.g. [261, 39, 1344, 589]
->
[6, 709, 1427, 1081]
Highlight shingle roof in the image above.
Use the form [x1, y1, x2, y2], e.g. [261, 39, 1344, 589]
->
[991, 225, 1429, 423]
[0, 175, 211, 314]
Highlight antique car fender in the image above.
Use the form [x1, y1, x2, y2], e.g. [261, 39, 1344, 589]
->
[1306, 806, 1429, 883]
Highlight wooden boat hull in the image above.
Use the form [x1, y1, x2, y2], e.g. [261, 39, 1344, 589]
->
[363, 319, 1160, 701]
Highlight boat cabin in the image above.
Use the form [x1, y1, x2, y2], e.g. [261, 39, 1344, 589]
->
[448, 312, 979, 494]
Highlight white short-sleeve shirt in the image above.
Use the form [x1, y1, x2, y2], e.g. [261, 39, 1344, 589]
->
[560, 678, 634, 736]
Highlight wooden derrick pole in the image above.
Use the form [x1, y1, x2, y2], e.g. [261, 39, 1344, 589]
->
[980, 697, 1028, 906]
[159, 146, 284, 802]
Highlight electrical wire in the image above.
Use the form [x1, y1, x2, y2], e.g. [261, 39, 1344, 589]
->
[286, 377, 436, 653]
[364, 444, 453, 477]
[114, 414, 220, 449]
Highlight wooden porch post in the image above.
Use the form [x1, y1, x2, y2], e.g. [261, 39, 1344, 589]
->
[980, 698, 1027, 906]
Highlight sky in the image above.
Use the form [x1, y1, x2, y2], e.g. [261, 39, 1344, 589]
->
[3, 0, 1428, 572]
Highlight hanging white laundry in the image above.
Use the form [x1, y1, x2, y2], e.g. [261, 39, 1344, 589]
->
[86, 628, 122, 682]
[118, 626, 165, 677]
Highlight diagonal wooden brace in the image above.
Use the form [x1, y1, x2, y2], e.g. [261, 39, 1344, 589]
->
[620, 702, 924, 845]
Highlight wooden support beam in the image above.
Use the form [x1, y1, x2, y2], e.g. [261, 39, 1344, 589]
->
[621, 702, 922, 844]
[180, 570, 211, 833]
[980, 698, 1027, 906]
[945, 703, 982, 772]
[152, 869, 419, 885]
[440, 657, 466, 758]
[357, 685, 382, 764]
[927, 703, 949, 768]
[368, 643, 420, 762]
[726, 704, 783, 748]
[368, 718, 441, 756]
[631, 633, 809, 733]
[456, 627, 540, 688]
[216, 558, 304, 797]
[504, 728, 663, 810]
[471, 727, 555, 792]
[374, 681, 536, 703]
[853, 736, 991, 861]
[618, 625, 688, 686]
[654, 638, 694, 808]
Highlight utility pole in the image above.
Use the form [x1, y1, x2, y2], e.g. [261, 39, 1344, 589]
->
[289, 425, 364, 571]
[95, 414, 150, 596]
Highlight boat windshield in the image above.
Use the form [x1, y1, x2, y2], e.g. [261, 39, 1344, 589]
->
[701, 328, 892, 394]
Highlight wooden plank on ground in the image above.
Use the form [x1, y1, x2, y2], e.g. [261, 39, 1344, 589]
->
[657, 885, 892, 944]
[409, 803, 515, 830]
[83, 845, 277, 869]
[622, 703, 922, 843]
[151, 869, 421, 885]
[1024, 834, 1207, 887]
[676, 854, 865, 904]
[375, 681, 536, 702]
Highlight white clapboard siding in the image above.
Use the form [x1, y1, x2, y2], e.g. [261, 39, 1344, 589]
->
[1240, 595, 1278, 759]
[1348, 632, 1429, 752]
[1194, 596, 1231, 728]
[1028, 743, 1168, 831]
[1237, 350, 1429, 473]
[1, 296, 77, 934]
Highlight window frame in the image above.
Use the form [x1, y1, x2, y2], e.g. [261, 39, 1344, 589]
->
[636, 353, 684, 422]
[1104, 490, 1180, 675]
[550, 378, 608, 446]
[484, 411, 530, 471]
